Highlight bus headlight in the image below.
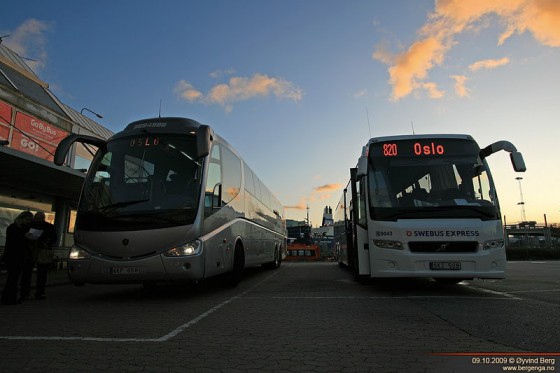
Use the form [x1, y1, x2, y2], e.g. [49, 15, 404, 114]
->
[373, 240, 403, 250]
[69, 245, 91, 260]
[483, 239, 504, 250]
[164, 240, 202, 257]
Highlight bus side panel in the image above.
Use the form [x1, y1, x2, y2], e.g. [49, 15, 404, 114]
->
[202, 219, 249, 278]
[333, 185, 350, 266]
[355, 225, 371, 275]
[202, 192, 245, 278]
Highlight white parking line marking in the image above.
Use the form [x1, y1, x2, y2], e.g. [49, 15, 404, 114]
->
[0, 270, 280, 343]
[508, 288, 560, 294]
[467, 286, 522, 300]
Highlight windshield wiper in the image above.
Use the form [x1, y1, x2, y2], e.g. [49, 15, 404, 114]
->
[97, 199, 150, 214]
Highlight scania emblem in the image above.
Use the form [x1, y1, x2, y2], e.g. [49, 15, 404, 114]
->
[122, 239, 129, 246]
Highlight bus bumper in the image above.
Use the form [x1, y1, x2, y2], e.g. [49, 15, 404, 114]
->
[67, 253, 206, 284]
[369, 248, 506, 279]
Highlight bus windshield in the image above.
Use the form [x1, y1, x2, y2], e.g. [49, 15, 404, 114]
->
[367, 138, 499, 221]
[77, 134, 203, 231]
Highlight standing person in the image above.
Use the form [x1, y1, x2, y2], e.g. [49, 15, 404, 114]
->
[1, 211, 33, 305]
[29, 211, 57, 300]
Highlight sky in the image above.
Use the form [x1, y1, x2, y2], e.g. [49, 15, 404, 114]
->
[2, 0, 560, 226]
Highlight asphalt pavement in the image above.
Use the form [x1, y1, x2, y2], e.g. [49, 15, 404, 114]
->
[0, 265, 71, 292]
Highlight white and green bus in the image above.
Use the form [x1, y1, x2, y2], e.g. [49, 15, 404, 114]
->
[334, 134, 525, 283]
[55, 117, 286, 286]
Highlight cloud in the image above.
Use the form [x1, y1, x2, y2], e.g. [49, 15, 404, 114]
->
[373, 0, 560, 100]
[451, 75, 469, 97]
[353, 89, 368, 98]
[285, 183, 342, 211]
[209, 68, 235, 79]
[469, 57, 510, 71]
[421, 82, 445, 99]
[314, 184, 343, 193]
[284, 198, 307, 210]
[174, 80, 204, 101]
[385, 37, 448, 101]
[175, 73, 304, 112]
[3, 19, 53, 72]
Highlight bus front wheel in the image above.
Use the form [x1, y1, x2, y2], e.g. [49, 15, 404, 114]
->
[227, 244, 245, 287]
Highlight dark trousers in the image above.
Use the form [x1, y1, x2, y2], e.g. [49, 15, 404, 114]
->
[35, 263, 49, 297]
[20, 261, 34, 297]
[2, 262, 23, 304]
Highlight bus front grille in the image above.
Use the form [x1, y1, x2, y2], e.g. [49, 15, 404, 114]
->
[408, 241, 478, 253]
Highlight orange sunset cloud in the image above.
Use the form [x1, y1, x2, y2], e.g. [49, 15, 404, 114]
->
[374, 0, 560, 100]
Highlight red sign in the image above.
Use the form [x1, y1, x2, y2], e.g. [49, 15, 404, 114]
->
[11, 131, 57, 162]
[0, 101, 12, 125]
[15, 111, 68, 144]
[0, 125, 9, 142]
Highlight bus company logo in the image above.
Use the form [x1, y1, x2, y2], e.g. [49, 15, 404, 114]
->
[409, 230, 480, 237]
[134, 122, 167, 129]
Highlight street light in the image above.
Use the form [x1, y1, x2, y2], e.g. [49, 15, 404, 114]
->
[80, 107, 103, 119]
[516, 176, 526, 222]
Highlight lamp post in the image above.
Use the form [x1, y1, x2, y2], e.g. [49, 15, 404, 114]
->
[80, 107, 103, 119]
[516, 176, 526, 222]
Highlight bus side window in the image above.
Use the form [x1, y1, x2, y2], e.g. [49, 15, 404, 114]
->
[205, 144, 222, 217]
[221, 146, 241, 204]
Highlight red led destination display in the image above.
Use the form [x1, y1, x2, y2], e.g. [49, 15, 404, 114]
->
[370, 138, 479, 158]
[129, 136, 160, 148]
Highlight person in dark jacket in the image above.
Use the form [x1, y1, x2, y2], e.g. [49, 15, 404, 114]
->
[28, 211, 57, 300]
[1, 211, 33, 305]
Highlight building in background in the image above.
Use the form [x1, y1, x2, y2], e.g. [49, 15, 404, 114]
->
[286, 206, 335, 260]
[0, 42, 112, 258]
[286, 219, 320, 261]
[311, 206, 334, 259]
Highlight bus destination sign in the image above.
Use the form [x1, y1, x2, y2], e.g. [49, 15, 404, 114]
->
[381, 141, 444, 157]
[371, 138, 479, 158]
[129, 136, 160, 148]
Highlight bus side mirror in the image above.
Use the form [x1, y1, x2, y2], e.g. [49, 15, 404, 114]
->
[212, 183, 222, 209]
[510, 151, 526, 172]
[54, 134, 106, 166]
[197, 125, 213, 158]
[356, 157, 367, 177]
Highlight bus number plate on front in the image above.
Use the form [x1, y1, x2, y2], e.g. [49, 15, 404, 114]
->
[110, 267, 140, 275]
[430, 262, 461, 270]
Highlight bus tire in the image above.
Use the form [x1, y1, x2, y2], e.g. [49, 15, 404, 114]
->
[227, 244, 245, 287]
[263, 247, 281, 270]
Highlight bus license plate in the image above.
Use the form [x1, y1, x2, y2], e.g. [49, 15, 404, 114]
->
[110, 267, 140, 275]
[430, 262, 461, 270]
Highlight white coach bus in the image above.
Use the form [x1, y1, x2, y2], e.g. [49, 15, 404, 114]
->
[334, 134, 526, 283]
[55, 117, 286, 286]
